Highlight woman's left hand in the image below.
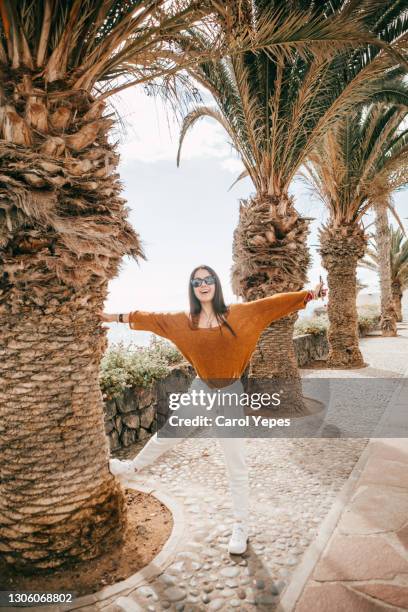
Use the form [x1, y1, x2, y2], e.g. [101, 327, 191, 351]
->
[312, 276, 327, 300]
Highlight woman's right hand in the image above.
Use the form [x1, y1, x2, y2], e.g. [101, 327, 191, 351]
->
[97, 310, 115, 323]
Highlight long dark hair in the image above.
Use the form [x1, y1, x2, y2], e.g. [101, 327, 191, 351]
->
[188, 264, 237, 336]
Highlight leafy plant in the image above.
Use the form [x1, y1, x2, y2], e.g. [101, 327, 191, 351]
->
[294, 317, 328, 336]
[100, 337, 185, 399]
[294, 308, 380, 338]
[358, 312, 380, 335]
[357, 305, 381, 335]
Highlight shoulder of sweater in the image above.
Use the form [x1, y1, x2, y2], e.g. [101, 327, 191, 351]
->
[163, 310, 192, 330]
[226, 302, 247, 315]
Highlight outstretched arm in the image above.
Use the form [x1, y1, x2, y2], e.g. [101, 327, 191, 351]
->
[97, 310, 175, 340]
[237, 277, 327, 329]
[239, 290, 314, 329]
[98, 313, 131, 324]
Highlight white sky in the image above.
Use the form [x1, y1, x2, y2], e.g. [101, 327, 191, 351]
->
[103, 86, 407, 316]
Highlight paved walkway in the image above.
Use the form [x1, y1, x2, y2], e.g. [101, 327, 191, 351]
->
[290, 439, 408, 612]
[103, 323, 408, 612]
[281, 324, 408, 611]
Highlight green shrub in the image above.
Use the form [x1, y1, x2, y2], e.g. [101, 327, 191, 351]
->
[358, 311, 380, 336]
[100, 336, 185, 400]
[294, 317, 328, 336]
[294, 308, 380, 338]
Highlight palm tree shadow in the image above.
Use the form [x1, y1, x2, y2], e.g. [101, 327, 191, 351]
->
[230, 544, 286, 610]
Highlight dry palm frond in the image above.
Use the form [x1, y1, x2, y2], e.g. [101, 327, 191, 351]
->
[1, 0, 394, 101]
[176, 105, 238, 163]
[228, 168, 249, 191]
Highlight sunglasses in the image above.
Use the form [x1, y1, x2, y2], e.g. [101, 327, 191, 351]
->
[191, 275, 216, 288]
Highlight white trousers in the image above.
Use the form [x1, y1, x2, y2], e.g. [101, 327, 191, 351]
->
[131, 377, 250, 523]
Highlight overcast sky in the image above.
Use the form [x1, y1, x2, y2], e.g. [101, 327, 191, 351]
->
[104, 86, 407, 318]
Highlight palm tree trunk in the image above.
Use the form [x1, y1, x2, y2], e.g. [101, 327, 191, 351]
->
[320, 224, 366, 368]
[231, 193, 311, 415]
[0, 282, 127, 572]
[392, 281, 403, 322]
[0, 86, 143, 572]
[374, 202, 397, 336]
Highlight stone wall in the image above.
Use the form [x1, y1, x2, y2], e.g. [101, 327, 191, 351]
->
[293, 332, 329, 366]
[103, 331, 330, 451]
[104, 365, 195, 451]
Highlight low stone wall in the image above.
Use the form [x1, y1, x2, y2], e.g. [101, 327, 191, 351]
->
[104, 332, 328, 451]
[294, 331, 329, 366]
[104, 365, 195, 451]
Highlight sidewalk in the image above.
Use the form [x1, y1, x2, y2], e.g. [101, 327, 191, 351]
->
[280, 324, 408, 612]
[291, 436, 408, 611]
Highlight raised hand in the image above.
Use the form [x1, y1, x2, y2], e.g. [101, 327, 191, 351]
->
[312, 275, 328, 299]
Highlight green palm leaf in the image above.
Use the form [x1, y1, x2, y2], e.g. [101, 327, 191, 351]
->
[361, 226, 408, 290]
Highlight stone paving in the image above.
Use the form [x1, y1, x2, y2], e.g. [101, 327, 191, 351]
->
[102, 324, 408, 612]
[292, 437, 408, 611]
[291, 328, 408, 611]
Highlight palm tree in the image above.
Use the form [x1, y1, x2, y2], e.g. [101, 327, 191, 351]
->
[369, 130, 408, 332]
[2, 0, 387, 577]
[177, 0, 407, 409]
[305, 99, 408, 365]
[361, 226, 408, 322]
[373, 200, 398, 335]
[391, 227, 408, 320]
[0, 0, 216, 575]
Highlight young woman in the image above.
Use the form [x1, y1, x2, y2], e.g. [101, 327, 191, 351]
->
[98, 265, 326, 554]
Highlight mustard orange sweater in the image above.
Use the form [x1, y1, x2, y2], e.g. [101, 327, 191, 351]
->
[128, 290, 312, 386]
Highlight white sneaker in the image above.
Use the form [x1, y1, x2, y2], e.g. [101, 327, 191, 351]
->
[228, 522, 249, 555]
[109, 458, 138, 478]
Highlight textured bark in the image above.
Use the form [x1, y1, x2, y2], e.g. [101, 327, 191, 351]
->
[320, 224, 366, 368]
[231, 193, 311, 415]
[0, 287, 127, 572]
[392, 281, 403, 322]
[0, 79, 143, 572]
[247, 315, 307, 416]
[374, 203, 397, 336]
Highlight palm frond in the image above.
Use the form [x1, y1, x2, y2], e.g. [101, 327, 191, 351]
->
[360, 224, 408, 289]
[228, 167, 249, 191]
[305, 76, 408, 228]
[176, 105, 236, 165]
[175, 0, 408, 201]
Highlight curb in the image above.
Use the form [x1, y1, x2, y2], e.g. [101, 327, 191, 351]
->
[13, 481, 185, 612]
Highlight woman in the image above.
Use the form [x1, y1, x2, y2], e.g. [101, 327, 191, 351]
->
[98, 265, 326, 554]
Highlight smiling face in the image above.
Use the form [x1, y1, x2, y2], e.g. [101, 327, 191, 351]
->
[192, 268, 216, 304]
